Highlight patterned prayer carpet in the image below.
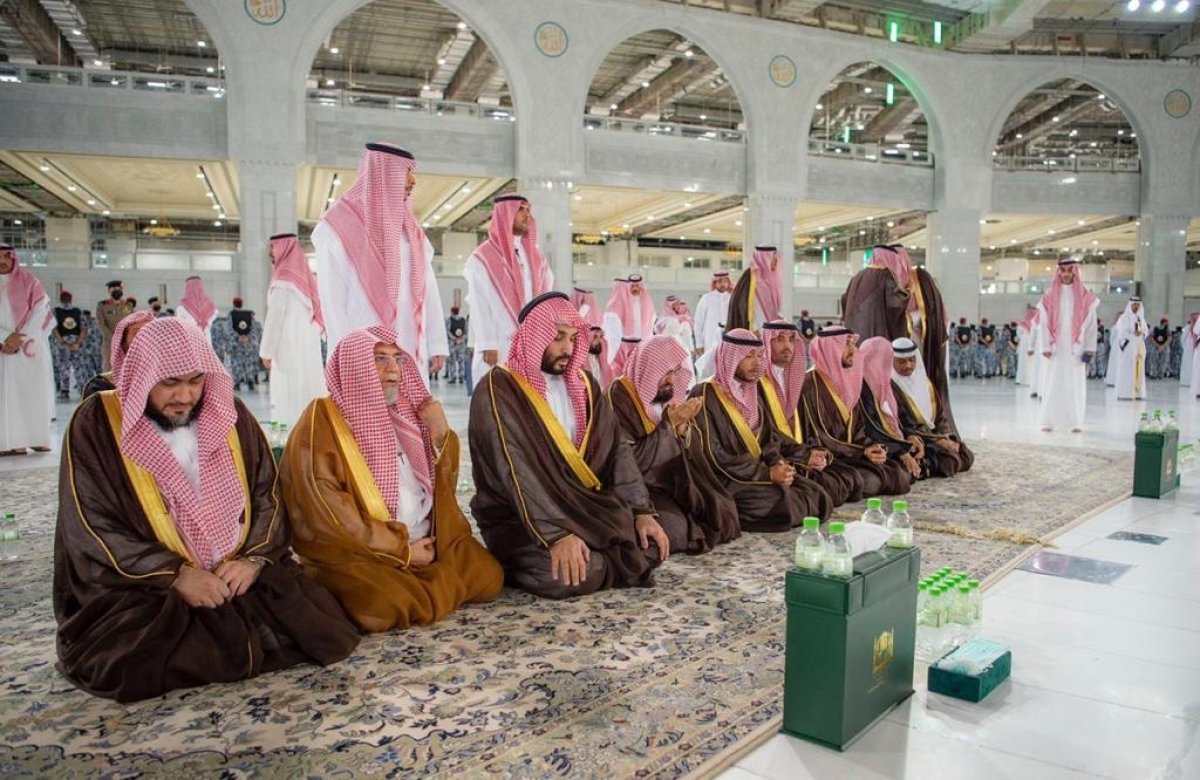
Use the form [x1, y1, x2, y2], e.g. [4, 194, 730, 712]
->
[0, 440, 1131, 778]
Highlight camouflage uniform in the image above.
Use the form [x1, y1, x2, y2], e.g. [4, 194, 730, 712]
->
[227, 309, 263, 390]
[446, 313, 469, 385]
[50, 304, 88, 399]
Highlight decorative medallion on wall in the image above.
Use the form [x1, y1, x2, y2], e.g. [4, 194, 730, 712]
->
[1164, 89, 1191, 119]
[535, 22, 568, 58]
[769, 55, 797, 88]
[245, 0, 286, 25]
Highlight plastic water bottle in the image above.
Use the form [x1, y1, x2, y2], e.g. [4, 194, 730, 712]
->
[794, 516, 825, 571]
[1138, 413, 1151, 432]
[886, 500, 913, 548]
[822, 522, 853, 578]
[860, 497, 886, 526]
[1164, 410, 1179, 432]
[0, 512, 21, 562]
[278, 423, 290, 447]
[968, 579, 983, 626]
[1148, 411, 1164, 433]
[918, 585, 948, 661]
[950, 582, 976, 644]
[915, 581, 931, 658]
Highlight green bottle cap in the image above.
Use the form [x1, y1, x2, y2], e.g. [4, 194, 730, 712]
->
[938, 566, 952, 573]
[893, 500, 908, 511]
[968, 579, 981, 589]
[918, 582, 929, 591]
[958, 583, 971, 593]
[803, 517, 820, 530]
[867, 498, 882, 508]
[828, 522, 845, 534]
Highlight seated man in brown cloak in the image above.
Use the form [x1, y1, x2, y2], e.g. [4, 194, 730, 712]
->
[280, 326, 503, 632]
[890, 337, 974, 477]
[468, 292, 668, 599]
[606, 334, 740, 555]
[759, 319, 860, 506]
[692, 328, 833, 532]
[798, 326, 912, 498]
[54, 318, 360, 702]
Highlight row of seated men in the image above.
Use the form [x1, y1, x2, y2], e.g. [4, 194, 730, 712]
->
[54, 292, 971, 702]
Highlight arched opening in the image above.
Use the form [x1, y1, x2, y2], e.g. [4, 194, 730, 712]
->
[584, 30, 744, 142]
[991, 79, 1141, 173]
[807, 62, 933, 166]
[306, 0, 512, 118]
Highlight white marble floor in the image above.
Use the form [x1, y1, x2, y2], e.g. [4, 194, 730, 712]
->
[8, 377, 1200, 780]
[720, 376, 1200, 780]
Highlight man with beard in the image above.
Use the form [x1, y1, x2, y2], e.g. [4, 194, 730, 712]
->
[280, 327, 502, 631]
[890, 337, 974, 477]
[607, 335, 740, 554]
[54, 318, 359, 701]
[0, 245, 54, 455]
[602, 274, 656, 352]
[1111, 297, 1147, 402]
[692, 329, 833, 531]
[1036, 258, 1100, 430]
[798, 326, 912, 498]
[759, 320, 859, 506]
[586, 325, 614, 388]
[468, 292, 667, 598]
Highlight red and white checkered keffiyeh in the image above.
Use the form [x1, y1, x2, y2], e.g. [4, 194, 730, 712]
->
[116, 317, 243, 570]
[322, 144, 428, 346]
[326, 326, 433, 517]
[1, 245, 52, 336]
[269, 233, 324, 334]
[809, 327, 863, 411]
[612, 338, 641, 379]
[604, 277, 656, 339]
[571, 287, 602, 328]
[1041, 260, 1098, 350]
[505, 294, 591, 446]
[625, 334, 691, 424]
[588, 326, 614, 386]
[714, 328, 764, 431]
[870, 245, 915, 312]
[110, 309, 157, 385]
[179, 276, 217, 329]
[858, 337, 901, 435]
[750, 246, 783, 323]
[475, 196, 550, 326]
[662, 295, 694, 328]
[762, 320, 806, 426]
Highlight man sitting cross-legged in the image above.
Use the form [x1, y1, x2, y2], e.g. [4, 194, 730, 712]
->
[280, 326, 503, 632]
[469, 292, 668, 599]
[692, 328, 833, 532]
[890, 337, 974, 478]
[606, 334, 741, 555]
[54, 318, 359, 702]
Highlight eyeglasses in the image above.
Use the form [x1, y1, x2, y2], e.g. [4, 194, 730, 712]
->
[374, 353, 404, 366]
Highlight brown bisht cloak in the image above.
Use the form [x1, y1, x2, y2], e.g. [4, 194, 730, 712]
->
[841, 265, 954, 426]
[757, 379, 860, 507]
[723, 267, 756, 333]
[279, 398, 503, 632]
[859, 384, 924, 479]
[798, 372, 912, 498]
[692, 381, 833, 532]
[80, 372, 115, 399]
[54, 393, 360, 703]
[607, 377, 740, 554]
[468, 367, 659, 599]
[892, 379, 975, 478]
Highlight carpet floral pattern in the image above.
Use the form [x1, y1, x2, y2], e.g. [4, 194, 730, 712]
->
[0, 440, 1131, 777]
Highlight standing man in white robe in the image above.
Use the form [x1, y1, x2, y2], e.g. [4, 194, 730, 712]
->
[693, 271, 733, 381]
[260, 232, 326, 426]
[1181, 313, 1198, 387]
[1036, 257, 1099, 432]
[464, 194, 554, 384]
[655, 295, 696, 358]
[313, 143, 448, 383]
[602, 274, 656, 359]
[1112, 297, 1148, 401]
[0, 245, 53, 455]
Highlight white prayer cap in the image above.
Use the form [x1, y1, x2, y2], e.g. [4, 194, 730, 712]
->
[891, 337, 918, 355]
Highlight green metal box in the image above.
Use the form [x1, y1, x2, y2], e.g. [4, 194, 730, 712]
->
[1133, 430, 1178, 499]
[781, 547, 919, 751]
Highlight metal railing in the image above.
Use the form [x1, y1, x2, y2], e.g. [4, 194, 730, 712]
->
[11, 249, 233, 272]
[807, 139, 934, 167]
[583, 115, 746, 143]
[306, 88, 515, 122]
[0, 63, 225, 97]
[992, 155, 1141, 173]
[979, 279, 1134, 296]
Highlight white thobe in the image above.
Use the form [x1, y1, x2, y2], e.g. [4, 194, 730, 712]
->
[602, 303, 647, 364]
[177, 305, 215, 341]
[1113, 315, 1147, 400]
[694, 290, 730, 352]
[465, 242, 554, 383]
[312, 221, 448, 381]
[259, 285, 326, 426]
[395, 444, 433, 540]
[654, 316, 696, 356]
[1015, 325, 1030, 386]
[1036, 291, 1098, 430]
[542, 372, 577, 443]
[158, 423, 201, 494]
[1026, 325, 1043, 397]
[1181, 330, 1194, 387]
[0, 277, 52, 450]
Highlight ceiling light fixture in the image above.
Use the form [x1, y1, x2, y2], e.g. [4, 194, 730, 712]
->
[1127, 0, 1141, 8]
[71, 28, 82, 36]
[197, 40, 207, 48]
[1151, 0, 1166, 10]
[457, 21, 467, 30]
[330, 47, 340, 54]
[1175, 0, 1190, 10]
